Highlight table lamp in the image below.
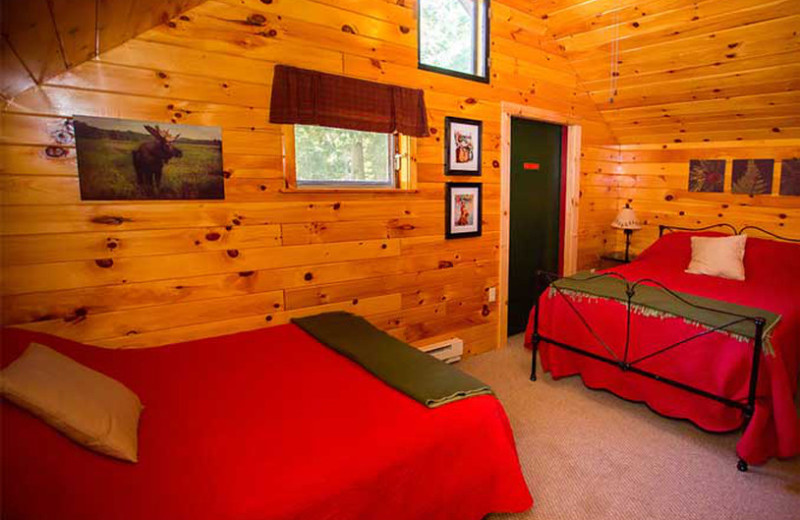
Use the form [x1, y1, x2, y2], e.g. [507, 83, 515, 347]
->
[611, 203, 642, 262]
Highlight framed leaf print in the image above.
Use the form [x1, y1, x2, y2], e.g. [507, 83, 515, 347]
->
[779, 158, 800, 196]
[687, 159, 725, 193]
[732, 159, 774, 196]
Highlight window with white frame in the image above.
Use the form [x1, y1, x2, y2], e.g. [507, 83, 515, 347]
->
[284, 126, 415, 190]
[294, 126, 395, 187]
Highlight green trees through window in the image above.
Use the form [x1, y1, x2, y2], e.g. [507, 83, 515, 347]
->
[295, 125, 394, 186]
[419, 0, 488, 81]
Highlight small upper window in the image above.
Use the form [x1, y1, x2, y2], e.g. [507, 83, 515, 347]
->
[418, 0, 490, 83]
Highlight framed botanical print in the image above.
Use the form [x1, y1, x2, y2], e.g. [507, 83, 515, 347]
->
[780, 158, 800, 196]
[687, 159, 725, 193]
[445, 182, 482, 239]
[732, 159, 774, 196]
[445, 116, 482, 176]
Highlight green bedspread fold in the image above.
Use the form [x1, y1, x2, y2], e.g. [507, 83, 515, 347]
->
[550, 271, 781, 355]
[292, 312, 493, 408]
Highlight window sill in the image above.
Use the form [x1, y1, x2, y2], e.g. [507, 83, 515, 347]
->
[280, 187, 418, 194]
[417, 63, 490, 84]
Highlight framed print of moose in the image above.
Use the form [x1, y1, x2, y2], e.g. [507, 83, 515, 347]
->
[444, 116, 482, 176]
[74, 115, 224, 200]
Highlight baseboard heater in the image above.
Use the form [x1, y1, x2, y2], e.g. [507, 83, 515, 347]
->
[419, 338, 464, 364]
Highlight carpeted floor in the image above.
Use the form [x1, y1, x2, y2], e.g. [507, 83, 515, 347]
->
[459, 334, 800, 520]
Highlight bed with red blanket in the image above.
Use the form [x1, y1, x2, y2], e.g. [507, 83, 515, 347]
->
[525, 227, 800, 468]
[1, 323, 531, 520]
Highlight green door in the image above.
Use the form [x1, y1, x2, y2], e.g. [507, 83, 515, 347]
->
[508, 117, 563, 335]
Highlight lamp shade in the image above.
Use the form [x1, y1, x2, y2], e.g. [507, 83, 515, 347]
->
[611, 205, 642, 230]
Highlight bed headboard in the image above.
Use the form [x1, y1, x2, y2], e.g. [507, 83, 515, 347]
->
[658, 224, 800, 243]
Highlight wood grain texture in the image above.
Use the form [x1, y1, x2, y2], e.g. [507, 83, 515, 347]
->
[2, 0, 67, 87]
[598, 139, 800, 255]
[1, 39, 35, 102]
[0, 0, 614, 352]
[0, 0, 207, 100]
[543, 0, 800, 144]
[4, 0, 793, 352]
[49, 0, 97, 68]
[5, 0, 798, 145]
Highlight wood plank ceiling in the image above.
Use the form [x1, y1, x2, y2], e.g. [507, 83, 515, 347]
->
[4, 0, 799, 145]
[503, 0, 800, 144]
[1, 0, 207, 102]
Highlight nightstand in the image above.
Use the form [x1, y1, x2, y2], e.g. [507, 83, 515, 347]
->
[600, 251, 637, 266]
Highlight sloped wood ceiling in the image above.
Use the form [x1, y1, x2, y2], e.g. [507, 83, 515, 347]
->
[505, 0, 800, 144]
[1, 0, 207, 102]
[6, 0, 797, 144]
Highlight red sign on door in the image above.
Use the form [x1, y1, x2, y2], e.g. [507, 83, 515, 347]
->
[523, 162, 540, 170]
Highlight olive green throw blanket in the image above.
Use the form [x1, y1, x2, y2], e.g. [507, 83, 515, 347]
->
[550, 271, 781, 355]
[292, 312, 493, 407]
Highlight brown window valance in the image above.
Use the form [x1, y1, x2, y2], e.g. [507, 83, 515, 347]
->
[269, 65, 429, 137]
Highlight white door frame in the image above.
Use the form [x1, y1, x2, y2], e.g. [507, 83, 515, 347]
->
[498, 102, 582, 349]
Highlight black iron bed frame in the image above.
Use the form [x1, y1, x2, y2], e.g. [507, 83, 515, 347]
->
[529, 224, 800, 472]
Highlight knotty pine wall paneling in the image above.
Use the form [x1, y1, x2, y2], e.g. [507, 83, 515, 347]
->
[602, 139, 800, 254]
[546, 0, 800, 144]
[0, 0, 616, 354]
[0, 0, 208, 101]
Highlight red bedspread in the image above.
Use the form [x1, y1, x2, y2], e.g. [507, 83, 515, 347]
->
[526, 232, 800, 465]
[1, 325, 532, 520]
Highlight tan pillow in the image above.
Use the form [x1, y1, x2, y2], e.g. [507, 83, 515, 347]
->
[0, 343, 142, 462]
[685, 235, 747, 281]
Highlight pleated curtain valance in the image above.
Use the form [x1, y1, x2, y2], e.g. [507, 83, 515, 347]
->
[269, 65, 429, 137]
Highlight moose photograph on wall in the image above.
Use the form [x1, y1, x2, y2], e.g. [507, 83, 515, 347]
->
[74, 115, 224, 200]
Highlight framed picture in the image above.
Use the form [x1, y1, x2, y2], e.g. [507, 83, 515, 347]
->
[732, 159, 774, 196]
[688, 159, 725, 193]
[445, 116, 482, 176]
[445, 182, 482, 239]
[779, 159, 800, 196]
[74, 115, 224, 200]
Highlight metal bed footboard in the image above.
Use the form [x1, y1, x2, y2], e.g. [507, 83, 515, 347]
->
[527, 222, 800, 472]
[529, 270, 765, 472]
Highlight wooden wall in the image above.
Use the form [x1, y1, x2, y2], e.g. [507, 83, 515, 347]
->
[1, 0, 208, 101]
[0, 0, 616, 354]
[599, 139, 800, 254]
[546, 0, 800, 144]
[579, 144, 623, 264]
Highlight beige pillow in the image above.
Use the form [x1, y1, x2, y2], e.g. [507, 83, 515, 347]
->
[685, 235, 747, 281]
[0, 343, 142, 462]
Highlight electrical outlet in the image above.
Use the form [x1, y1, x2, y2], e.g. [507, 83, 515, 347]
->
[487, 286, 497, 303]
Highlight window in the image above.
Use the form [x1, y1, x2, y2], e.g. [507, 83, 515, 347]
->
[270, 67, 426, 191]
[418, 0, 490, 82]
[283, 126, 416, 190]
[295, 126, 394, 187]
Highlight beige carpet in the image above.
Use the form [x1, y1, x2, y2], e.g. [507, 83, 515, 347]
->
[459, 334, 800, 520]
